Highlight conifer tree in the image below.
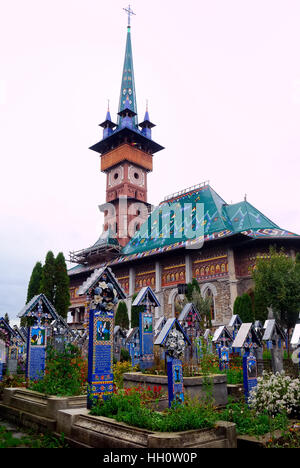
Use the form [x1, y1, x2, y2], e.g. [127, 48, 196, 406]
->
[239, 293, 255, 323]
[115, 301, 129, 330]
[54, 252, 70, 319]
[26, 261, 43, 303]
[40, 251, 56, 303]
[4, 313, 9, 324]
[233, 295, 242, 317]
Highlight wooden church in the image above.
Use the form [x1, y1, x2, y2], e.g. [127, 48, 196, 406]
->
[68, 11, 300, 331]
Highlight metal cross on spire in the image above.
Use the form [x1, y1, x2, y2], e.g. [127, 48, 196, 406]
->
[123, 4, 136, 27]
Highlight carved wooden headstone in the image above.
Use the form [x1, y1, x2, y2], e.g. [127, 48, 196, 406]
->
[291, 323, 300, 370]
[7, 338, 18, 375]
[18, 294, 58, 381]
[262, 318, 286, 374]
[155, 318, 190, 408]
[78, 267, 126, 408]
[228, 314, 243, 355]
[132, 287, 160, 370]
[0, 339, 6, 381]
[178, 303, 203, 362]
[126, 327, 140, 367]
[232, 323, 262, 402]
[212, 326, 233, 370]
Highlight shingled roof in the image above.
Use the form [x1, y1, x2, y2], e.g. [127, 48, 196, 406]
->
[122, 183, 299, 256]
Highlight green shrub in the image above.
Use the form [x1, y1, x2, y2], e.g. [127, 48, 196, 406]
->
[29, 343, 87, 396]
[90, 389, 217, 432]
[220, 401, 288, 436]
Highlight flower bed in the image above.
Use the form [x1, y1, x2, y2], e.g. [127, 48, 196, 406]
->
[29, 344, 87, 397]
[249, 372, 300, 417]
[124, 372, 228, 406]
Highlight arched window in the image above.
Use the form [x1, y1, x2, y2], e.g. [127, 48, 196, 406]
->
[205, 288, 215, 322]
[201, 283, 217, 323]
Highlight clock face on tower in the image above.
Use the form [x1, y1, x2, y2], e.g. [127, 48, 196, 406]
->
[128, 165, 145, 187]
[109, 166, 124, 187]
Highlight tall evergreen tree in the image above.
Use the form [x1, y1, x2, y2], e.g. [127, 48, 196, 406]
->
[115, 301, 129, 330]
[54, 252, 70, 319]
[4, 313, 9, 324]
[253, 247, 300, 353]
[239, 293, 255, 323]
[233, 295, 242, 317]
[26, 261, 43, 303]
[40, 251, 56, 304]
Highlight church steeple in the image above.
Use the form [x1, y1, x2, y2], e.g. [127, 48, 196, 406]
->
[117, 18, 138, 129]
[89, 6, 164, 247]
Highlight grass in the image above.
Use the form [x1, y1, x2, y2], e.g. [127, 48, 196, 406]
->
[0, 425, 69, 448]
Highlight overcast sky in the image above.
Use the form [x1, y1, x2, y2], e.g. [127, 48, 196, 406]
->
[1, 0, 300, 324]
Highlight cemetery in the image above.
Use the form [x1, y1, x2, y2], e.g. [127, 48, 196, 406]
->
[0, 264, 299, 449]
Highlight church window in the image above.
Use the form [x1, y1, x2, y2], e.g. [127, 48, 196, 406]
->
[205, 288, 215, 322]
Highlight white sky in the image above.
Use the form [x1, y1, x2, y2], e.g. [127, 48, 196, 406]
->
[1, 0, 300, 322]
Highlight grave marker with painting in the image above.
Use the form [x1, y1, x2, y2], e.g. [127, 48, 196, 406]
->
[0, 317, 19, 378]
[126, 327, 140, 366]
[228, 314, 243, 355]
[78, 267, 125, 408]
[291, 323, 300, 369]
[178, 303, 203, 362]
[0, 339, 6, 381]
[17, 294, 61, 381]
[132, 287, 160, 369]
[155, 318, 190, 408]
[212, 325, 233, 371]
[7, 338, 18, 375]
[232, 323, 262, 402]
[262, 316, 286, 374]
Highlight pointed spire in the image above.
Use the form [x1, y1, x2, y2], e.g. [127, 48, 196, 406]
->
[139, 101, 155, 139]
[117, 17, 138, 129]
[99, 100, 116, 139]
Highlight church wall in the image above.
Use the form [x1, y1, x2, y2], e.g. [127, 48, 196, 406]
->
[190, 246, 229, 282]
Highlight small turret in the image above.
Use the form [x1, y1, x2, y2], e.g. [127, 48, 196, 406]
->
[139, 103, 155, 139]
[99, 104, 116, 139]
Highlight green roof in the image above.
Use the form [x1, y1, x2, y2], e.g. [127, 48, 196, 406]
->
[121, 184, 298, 256]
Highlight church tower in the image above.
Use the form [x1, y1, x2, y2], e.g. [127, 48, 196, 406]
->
[89, 7, 164, 247]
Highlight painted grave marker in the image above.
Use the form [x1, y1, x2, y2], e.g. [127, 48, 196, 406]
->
[155, 318, 190, 408]
[0, 339, 6, 381]
[132, 287, 160, 369]
[18, 294, 60, 381]
[228, 314, 243, 355]
[262, 317, 286, 374]
[7, 338, 18, 375]
[212, 325, 233, 370]
[78, 267, 125, 407]
[178, 303, 203, 362]
[232, 323, 262, 402]
[126, 328, 140, 366]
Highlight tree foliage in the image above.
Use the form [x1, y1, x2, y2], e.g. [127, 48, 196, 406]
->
[115, 301, 129, 330]
[26, 261, 43, 303]
[54, 252, 70, 319]
[131, 293, 143, 328]
[40, 251, 56, 304]
[252, 247, 300, 334]
[26, 251, 70, 320]
[239, 293, 255, 323]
